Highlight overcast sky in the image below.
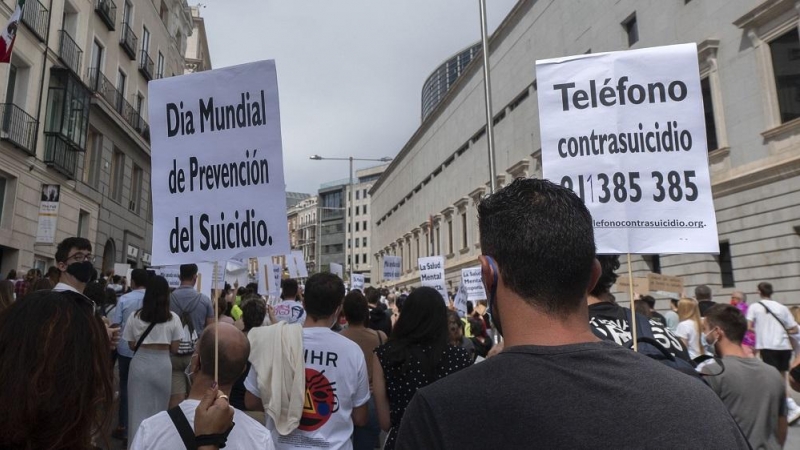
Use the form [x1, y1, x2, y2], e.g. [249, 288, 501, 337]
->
[192, 0, 519, 194]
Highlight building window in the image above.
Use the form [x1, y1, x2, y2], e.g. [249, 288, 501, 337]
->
[160, 0, 169, 24]
[363, 189, 367, 198]
[363, 204, 367, 214]
[110, 149, 124, 202]
[355, 190, 360, 200]
[362, 221, 367, 230]
[644, 255, 661, 274]
[362, 253, 367, 264]
[769, 29, 800, 123]
[355, 222, 359, 232]
[622, 13, 638, 47]
[355, 239, 359, 248]
[115, 69, 126, 113]
[447, 220, 453, 255]
[362, 237, 367, 247]
[156, 52, 165, 78]
[77, 209, 90, 238]
[461, 212, 468, 249]
[141, 26, 150, 53]
[44, 69, 91, 177]
[718, 241, 735, 288]
[130, 165, 143, 213]
[0, 176, 6, 226]
[700, 77, 719, 151]
[435, 225, 441, 255]
[355, 206, 359, 216]
[83, 129, 102, 188]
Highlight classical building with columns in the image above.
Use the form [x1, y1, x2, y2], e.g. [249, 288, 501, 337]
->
[371, 0, 800, 306]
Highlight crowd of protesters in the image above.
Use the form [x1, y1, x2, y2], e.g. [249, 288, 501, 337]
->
[0, 179, 799, 449]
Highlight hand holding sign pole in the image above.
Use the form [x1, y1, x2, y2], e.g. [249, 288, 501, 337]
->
[536, 44, 720, 352]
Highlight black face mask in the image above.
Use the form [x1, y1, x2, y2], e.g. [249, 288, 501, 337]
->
[66, 261, 94, 283]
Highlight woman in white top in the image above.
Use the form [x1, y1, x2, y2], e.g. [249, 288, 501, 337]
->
[675, 298, 705, 360]
[123, 275, 183, 444]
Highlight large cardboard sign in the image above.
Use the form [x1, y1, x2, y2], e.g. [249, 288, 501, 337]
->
[418, 256, 447, 302]
[536, 44, 719, 254]
[149, 60, 290, 265]
[382, 256, 402, 281]
[461, 267, 487, 302]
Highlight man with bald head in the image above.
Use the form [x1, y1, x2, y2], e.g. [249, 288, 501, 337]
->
[131, 323, 275, 449]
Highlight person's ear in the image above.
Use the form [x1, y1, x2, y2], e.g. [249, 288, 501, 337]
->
[192, 353, 201, 373]
[479, 255, 495, 295]
[587, 258, 601, 295]
[56, 261, 67, 272]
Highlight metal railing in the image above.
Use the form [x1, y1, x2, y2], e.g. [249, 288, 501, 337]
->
[58, 30, 83, 77]
[86, 68, 150, 141]
[21, 0, 48, 42]
[119, 21, 138, 59]
[95, 0, 116, 31]
[0, 103, 37, 155]
[139, 50, 154, 80]
[44, 134, 78, 178]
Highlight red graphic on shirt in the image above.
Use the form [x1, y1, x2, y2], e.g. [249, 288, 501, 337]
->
[299, 367, 339, 431]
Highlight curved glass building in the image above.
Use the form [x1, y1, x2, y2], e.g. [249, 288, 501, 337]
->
[421, 42, 482, 121]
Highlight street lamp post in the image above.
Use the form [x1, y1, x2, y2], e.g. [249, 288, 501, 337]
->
[310, 155, 392, 285]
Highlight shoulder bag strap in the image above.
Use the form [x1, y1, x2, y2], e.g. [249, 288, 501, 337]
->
[758, 301, 790, 334]
[168, 405, 197, 450]
[134, 321, 158, 354]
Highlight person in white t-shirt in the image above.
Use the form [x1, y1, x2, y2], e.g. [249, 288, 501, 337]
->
[131, 323, 274, 450]
[675, 298, 705, 360]
[273, 278, 306, 325]
[747, 282, 800, 423]
[245, 272, 370, 450]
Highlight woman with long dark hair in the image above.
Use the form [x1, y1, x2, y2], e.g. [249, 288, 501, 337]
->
[0, 280, 13, 313]
[0, 289, 114, 448]
[123, 275, 184, 443]
[373, 287, 471, 449]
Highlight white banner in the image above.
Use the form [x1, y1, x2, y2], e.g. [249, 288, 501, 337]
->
[35, 184, 60, 244]
[330, 262, 343, 279]
[418, 256, 447, 302]
[258, 257, 282, 296]
[536, 44, 719, 254]
[351, 273, 365, 291]
[461, 267, 487, 302]
[453, 283, 468, 317]
[291, 250, 308, 278]
[382, 256, 402, 281]
[149, 60, 290, 265]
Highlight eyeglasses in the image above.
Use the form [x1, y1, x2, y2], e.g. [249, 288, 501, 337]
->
[66, 253, 95, 263]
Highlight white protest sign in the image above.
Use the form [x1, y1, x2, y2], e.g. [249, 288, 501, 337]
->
[351, 273, 365, 292]
[155, 266, 182, 288]
[382, 256, 402, 281]
[453, 283, 468, 317]
[536, 44, 719, 254]
[461, 267, 487, 302]
[285, 254, 299, 279]
[113, 263, 130, 280]
[330, 262, 343, 279]
[291, 250, 308, 278]
[197, 262, 226, 298]
[418, 256, 447, 302]
[257, 257, 281, 296]
[149, 60, 290, 265]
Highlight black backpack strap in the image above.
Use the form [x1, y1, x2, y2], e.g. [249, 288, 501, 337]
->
[168, 405, 197, 450]
[134, 321, 157, 354]
[758, 301, 790, 334]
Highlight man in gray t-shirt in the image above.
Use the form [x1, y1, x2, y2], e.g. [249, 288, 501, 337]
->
[702, 304, 787, 449]
[168, 264, 214, 408]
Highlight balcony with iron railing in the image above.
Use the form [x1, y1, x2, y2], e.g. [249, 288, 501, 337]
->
[44, 134, 79, 178]
[21, 0, 48, 42]
[119, 21, 138, 60]
[95, 0, 116, 31]
[0, 103, 38, 155]
[139, 50, 154, 81]
[87, 68, 150, 141]
[58, 30, 82, 77]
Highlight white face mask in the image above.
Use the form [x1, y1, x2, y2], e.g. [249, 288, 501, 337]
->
[703, 329, 718, 349]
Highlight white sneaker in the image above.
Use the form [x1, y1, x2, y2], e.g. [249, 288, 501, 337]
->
[789, 405, 800, 425]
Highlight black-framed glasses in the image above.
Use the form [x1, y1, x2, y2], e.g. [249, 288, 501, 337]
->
[66, 253, 95, 263]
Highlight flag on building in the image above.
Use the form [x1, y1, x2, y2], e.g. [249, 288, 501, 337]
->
[0, 0, 24, 64]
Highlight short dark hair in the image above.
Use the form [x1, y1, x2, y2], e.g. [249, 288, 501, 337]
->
[198, 326, 250, 386]
[130, 269, 149, 289]
[589, 255, 620, 298]
[343, 290, 369, 326]
[281, 278, 299, 299]
[303, 273, 344, 321]
[179, 264, 198, 281]
[365, 286, 381, 305]
[55, 237, 92, 263]
[641, 295, 656, 309]
[478, 178, 596, 318]
[705, 304, 747, 344]
[757, 282, 773, 298]
[241, 294, 266, 332]
[694, 285, 712, 301]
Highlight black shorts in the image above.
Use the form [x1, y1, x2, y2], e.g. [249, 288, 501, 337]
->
[760, 349, 792, 372]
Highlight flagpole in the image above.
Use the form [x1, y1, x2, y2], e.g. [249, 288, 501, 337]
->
[479, 0, 497, 195]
